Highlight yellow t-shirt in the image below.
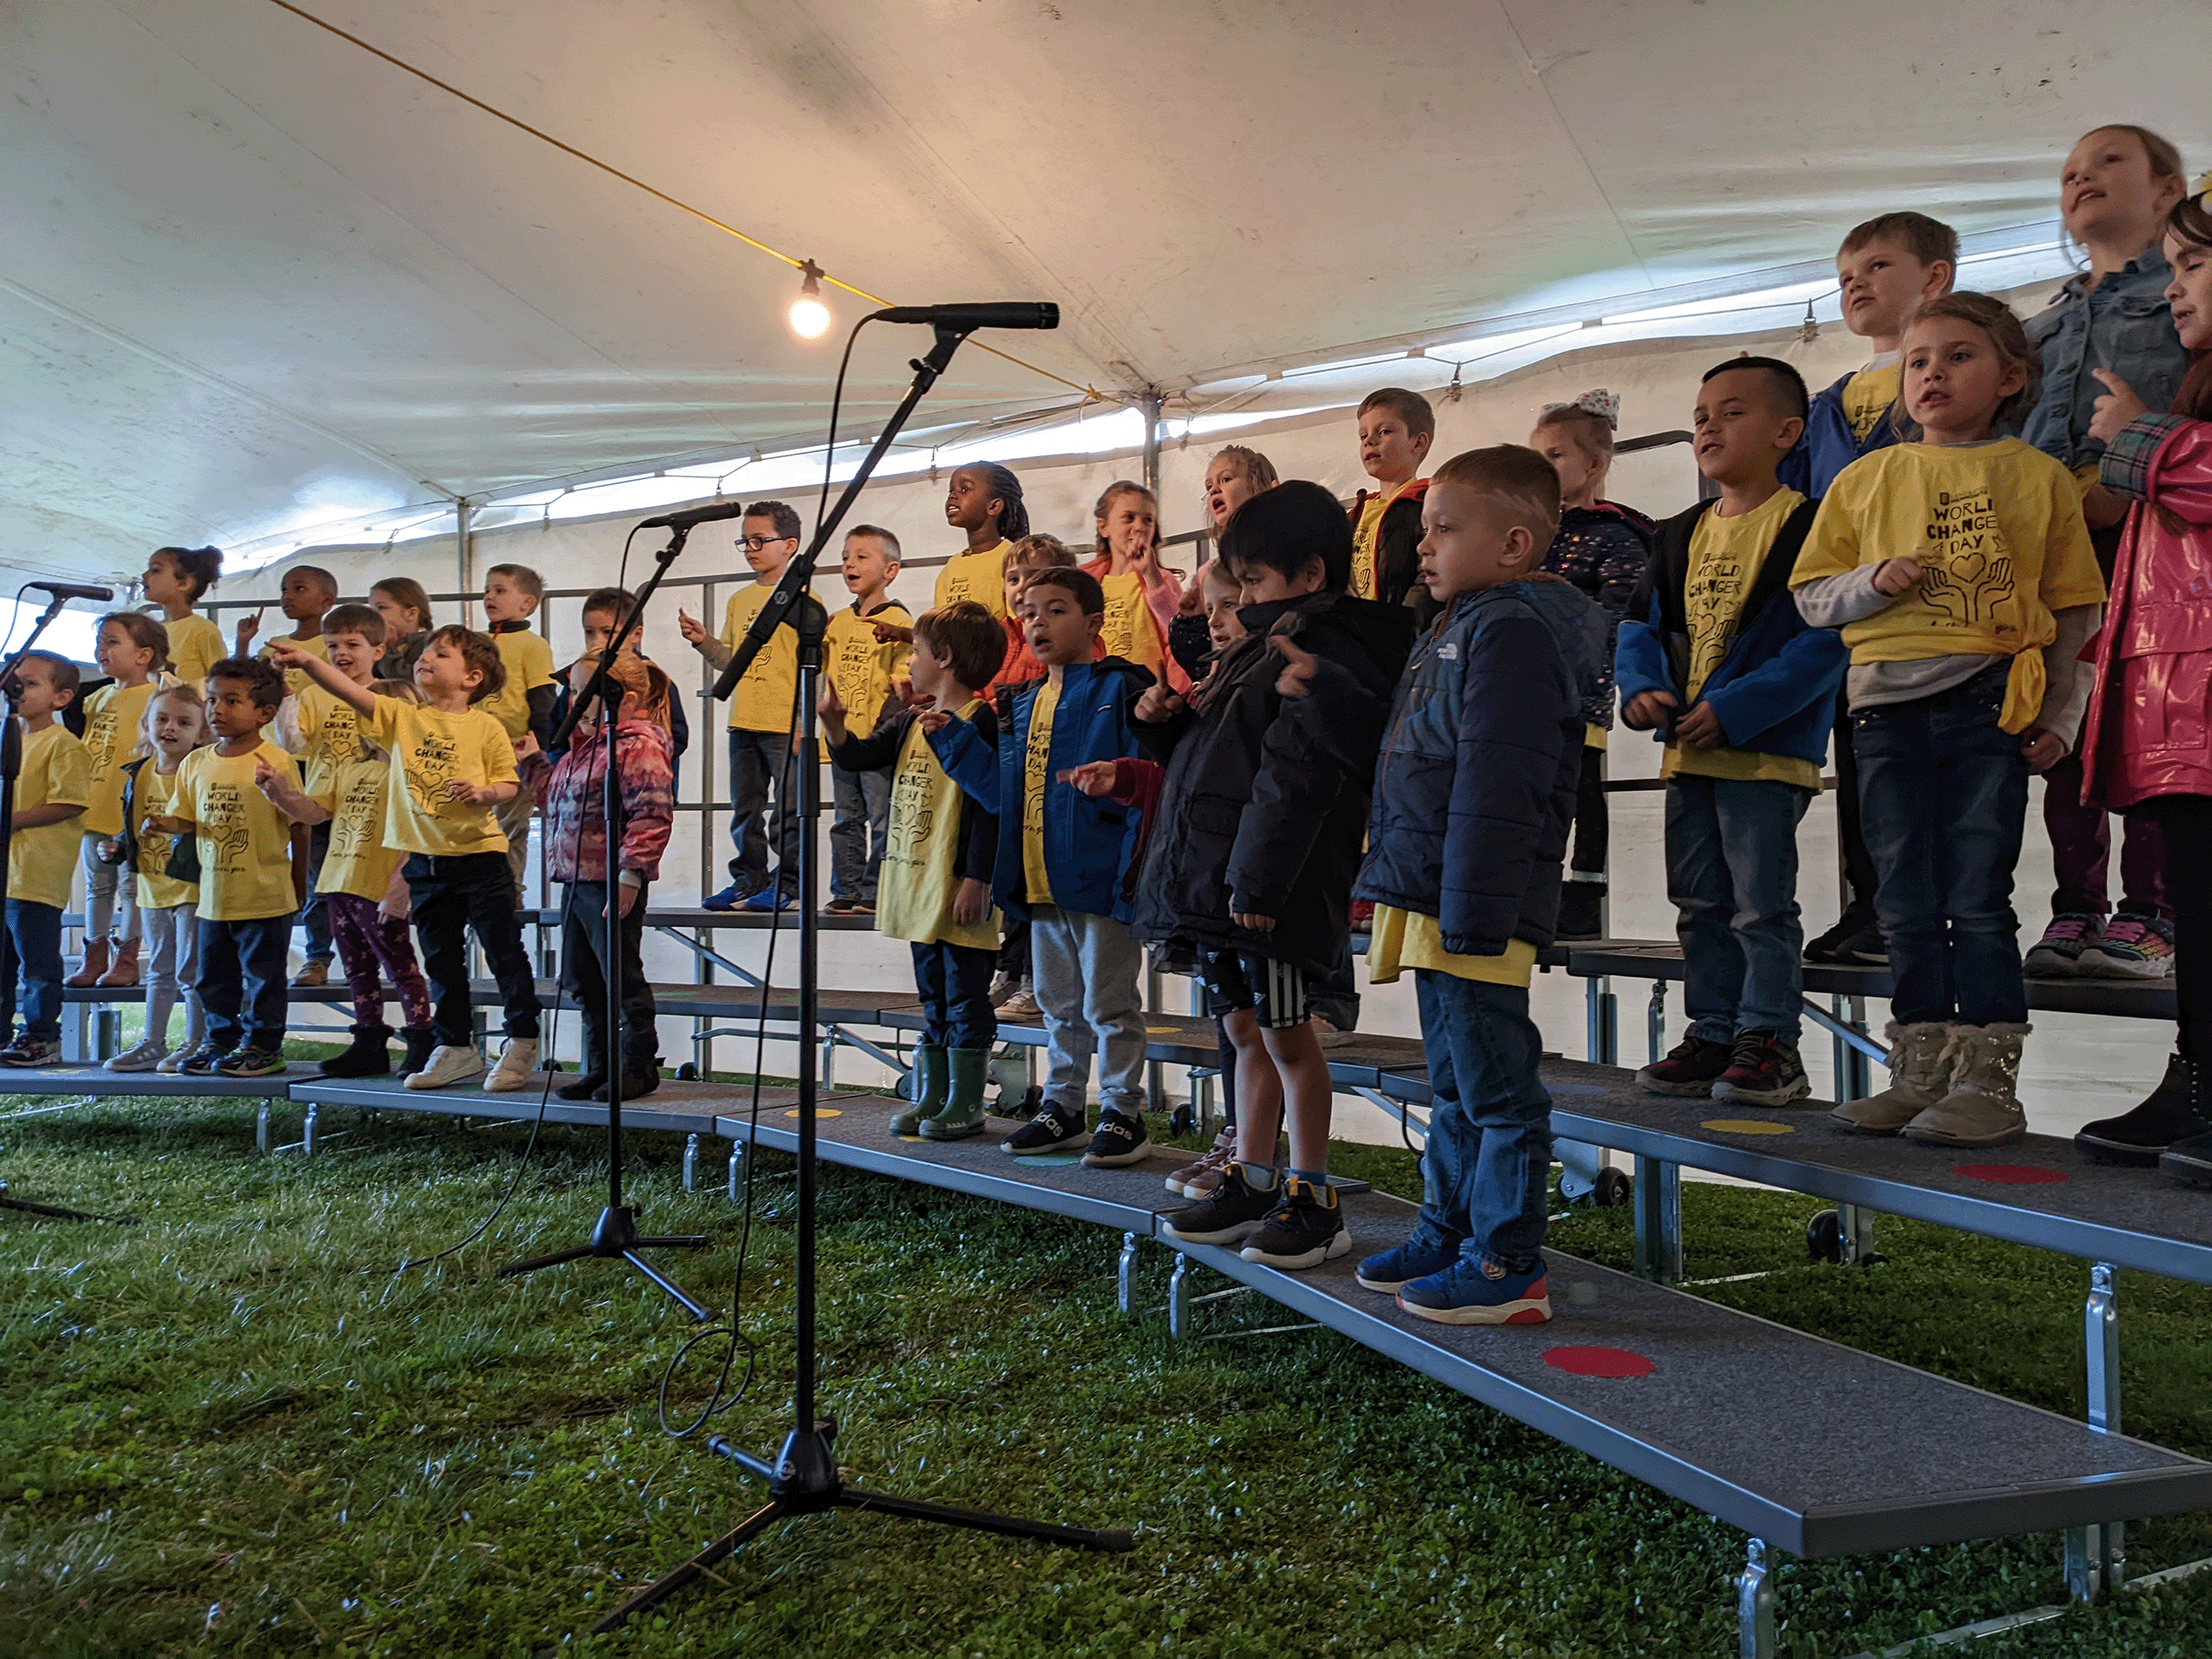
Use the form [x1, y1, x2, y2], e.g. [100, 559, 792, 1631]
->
[1021, 677, 1060, 909]
[79, 680, 156, 837]
[133, 764, 197, 911]
[164, 613, 227, 688]
[1841, 360, 1901, 444]
[1794, 439, 2105, 733]
[171, 741, 300, 921]
[259, 630, 329, 696]
[1098, 571, 1165, 677]
[358, 699, 517, 857]
[936, 540, 1011, 618]
[482, 626, 557, 740]
[1665, 488, 1823, 791]
[1350, 482, 1418, 602]
[877, 702, 1001, 950]
[721, 582, 808, 734]
[284, 682, 368, 793]
[824, 602, 912, 740]
[7, 723, 90, 909]
[1367, 905, 1536, 988]
[313, 756, 406, 901]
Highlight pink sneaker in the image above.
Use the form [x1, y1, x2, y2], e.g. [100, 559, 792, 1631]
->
[2079, 915, 2175, 979]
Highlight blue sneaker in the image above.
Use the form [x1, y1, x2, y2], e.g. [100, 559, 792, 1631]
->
[1397, 1256, 1551, 1326]
[1354, 1228, 1465, 1294]
[701, 882, 756, 912]
[743, 888, 797, 913]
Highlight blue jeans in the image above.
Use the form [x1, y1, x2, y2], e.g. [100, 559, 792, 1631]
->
[6, 899, 64, 1041]
[197, 912, 293, 1052]
[727, 728, 802, 898]
[830, 762, 893, 901]
[1853, 664, 2030, 1026]
[1413, 971, 1553, 1271]
[912, 939, 998, 1052]
[1665, 775, 1812, 1042]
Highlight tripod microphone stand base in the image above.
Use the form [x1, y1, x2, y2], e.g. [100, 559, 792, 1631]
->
[498, 1203, 712, 1320]
[589, 1418, 1133, 1634]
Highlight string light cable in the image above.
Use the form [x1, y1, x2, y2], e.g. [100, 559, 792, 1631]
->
[263, 0, 1098, 399]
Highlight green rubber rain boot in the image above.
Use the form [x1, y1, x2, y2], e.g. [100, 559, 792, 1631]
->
[921, 1046, 993, 1141]
[891, 1045, 947, 1136]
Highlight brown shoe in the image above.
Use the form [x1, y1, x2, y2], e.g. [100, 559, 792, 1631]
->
[65, 937, 110, 988]
[95, 937, 140, 988]
[290, 960, 330, 989]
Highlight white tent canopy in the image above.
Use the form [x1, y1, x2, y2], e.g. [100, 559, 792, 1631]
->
[4, 0, 2207, 585]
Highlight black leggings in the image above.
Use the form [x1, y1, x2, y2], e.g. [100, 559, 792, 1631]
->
[2142, 794, 2212, 1060]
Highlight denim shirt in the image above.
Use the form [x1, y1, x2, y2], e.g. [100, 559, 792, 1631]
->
[2021, 247, 2187, 468]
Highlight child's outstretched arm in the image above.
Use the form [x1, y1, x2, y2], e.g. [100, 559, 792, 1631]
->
[265, 639, 375, 715]
[253, 757, 331, 826]
[923, 709, 1002, 814]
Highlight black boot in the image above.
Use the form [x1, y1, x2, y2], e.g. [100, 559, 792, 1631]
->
[594, 1048, 661, 1101]
[2079, 1054, 2212, 1166]
[396, 1027, 439, 1077]
[559, 1012, 608, 1101]
[1555, 881, 1604, 941]
[320, 1023, 393, 1078]
[2159, 1058, 2212, 1185]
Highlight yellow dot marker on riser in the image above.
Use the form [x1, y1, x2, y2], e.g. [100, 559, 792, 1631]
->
[1700, 1119, 1795, 1135]
[783, 1109, 843, 1120]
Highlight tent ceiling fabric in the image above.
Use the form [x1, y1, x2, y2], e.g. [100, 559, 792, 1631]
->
[4, 0, 2206, 581]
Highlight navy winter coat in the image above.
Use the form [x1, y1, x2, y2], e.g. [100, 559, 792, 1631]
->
[1307, 580, 1594, 958]
[929, 657, 1153, 922]
[1128, 590, 1415, 977]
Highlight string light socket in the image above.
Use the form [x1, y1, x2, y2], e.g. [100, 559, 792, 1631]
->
[789, 259, 830, 339]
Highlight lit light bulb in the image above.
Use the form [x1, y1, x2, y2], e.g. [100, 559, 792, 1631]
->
[789, 259, 830, 339]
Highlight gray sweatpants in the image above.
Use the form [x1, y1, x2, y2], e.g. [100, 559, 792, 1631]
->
[1030, 903, 1147, 1119]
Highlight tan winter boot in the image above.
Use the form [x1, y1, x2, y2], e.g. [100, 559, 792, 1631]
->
[65, 936, 110, 988]
[96, 937, 140, 988]
[1831, 1022, 1956, 1135]
[1905, 1023, 2030, 1147]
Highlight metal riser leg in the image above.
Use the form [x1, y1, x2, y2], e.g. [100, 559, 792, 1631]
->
[683, 1135, 699, 1194]
[1633, 1157, 1682, 1285]
[1117, 1231, 1138, 1316]
[2068, 1263, 2124, 1598]
[1737, 1538, 1775, 1658]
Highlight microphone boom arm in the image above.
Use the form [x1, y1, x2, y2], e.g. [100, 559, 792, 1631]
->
[712, 325, 970, 701]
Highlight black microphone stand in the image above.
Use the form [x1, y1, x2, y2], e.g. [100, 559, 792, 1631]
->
[589, 325, 1129, 1636]
[497, 527, 711, 1317]
[0, 594, 118, 1225]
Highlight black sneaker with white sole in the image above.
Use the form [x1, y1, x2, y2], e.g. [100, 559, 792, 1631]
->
[1080, 1109, 1151, 1168]
[1159, 1167, 1277, 1245]
[1239, 1177, 1351, 1270]
[1000, 1104, 1088, 1156]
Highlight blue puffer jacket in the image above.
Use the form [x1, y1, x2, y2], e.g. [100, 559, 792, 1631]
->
[1780, 371, 1904, 500]
[930, 656, 1153, 922]
[1615, 498, 1846, 769]
[1312, 580, 1591, 957]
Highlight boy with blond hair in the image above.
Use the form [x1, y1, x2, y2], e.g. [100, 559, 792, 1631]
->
[1323, 447, 1594, 1324]
[1348, 387, 1437, 617]
[481, 562, 558, 898]
[823, 525, 911, 915]
[1790, 211, 1959, 966]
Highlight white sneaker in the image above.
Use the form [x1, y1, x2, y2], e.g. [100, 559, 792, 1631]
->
[998, 982, 1041, 1019]
[105, 1036, 171, 1073]
[405, 1043, 486, 1090]
[482, 1037, 540, 1093]
[1311, 1015, 1355, 1050]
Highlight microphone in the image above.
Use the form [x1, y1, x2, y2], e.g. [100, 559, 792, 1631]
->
[868, 302, 1059, 331]
[637, 500, 753, 532]
[28, 581, 114, 604]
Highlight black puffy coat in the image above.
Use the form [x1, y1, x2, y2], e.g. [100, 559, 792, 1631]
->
[1127, 590, 1415, 978]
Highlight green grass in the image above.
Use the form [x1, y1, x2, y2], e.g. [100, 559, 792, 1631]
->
[6, 1069, 2212, 1658]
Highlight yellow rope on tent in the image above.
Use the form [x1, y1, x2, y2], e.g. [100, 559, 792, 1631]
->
[265, 0, 1101, 400]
